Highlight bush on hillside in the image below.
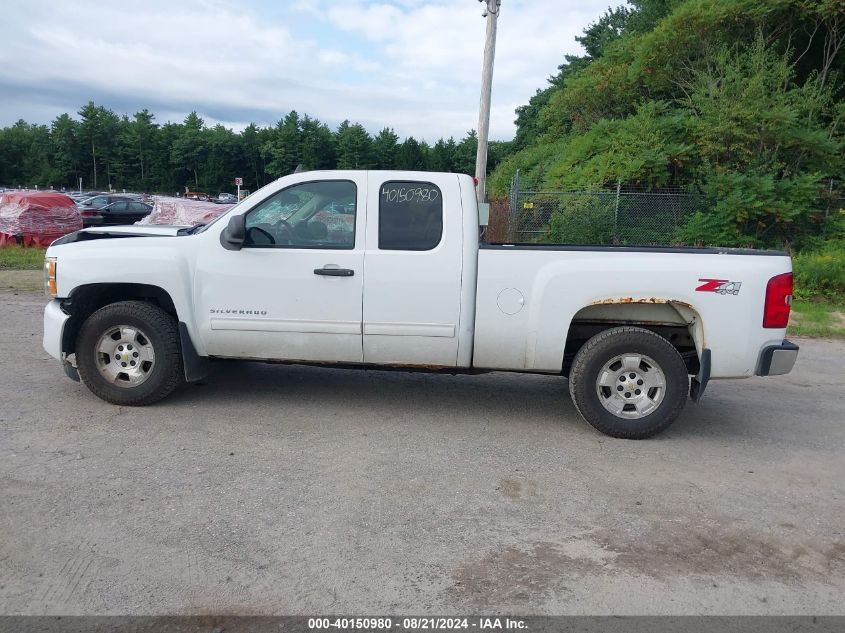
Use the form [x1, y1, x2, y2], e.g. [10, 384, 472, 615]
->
[793, 239, 845, 303]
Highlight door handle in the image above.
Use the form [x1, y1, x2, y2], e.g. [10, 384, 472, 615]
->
[314, 267, 354, 277]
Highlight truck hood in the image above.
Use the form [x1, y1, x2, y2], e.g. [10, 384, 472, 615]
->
[82, 225, 185, 237]
[51, 225, 186, 246]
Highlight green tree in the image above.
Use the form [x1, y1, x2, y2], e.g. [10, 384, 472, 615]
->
[240, 123, 271, 191]
[492, 0, 845, 249]
[335, 120, 373, 169]
[0, 121, 34, 186]
[428, 138, 457, 171]
[118, 109, 158, 190]
[512, 5, 634, 149]
[372, 127, 400, 169]
[204, 124, 239, 192]
[50, 113, 81, 189]
[24, 123, 55, 187]
[152, 122, 183, 194]
[300, 115, 336, 170]
[396, 136, 426, 170]
[263, 111, 302, 177]
[78, 102, 120, 190]
[454, 131, 478, 175]
[170, 112, 207, 189]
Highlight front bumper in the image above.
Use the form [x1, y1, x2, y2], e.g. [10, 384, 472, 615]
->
[757, 340, 799, 376]
[43, 299, 69, 360]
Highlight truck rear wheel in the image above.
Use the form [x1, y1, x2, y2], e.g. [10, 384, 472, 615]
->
[568, 326, 688, 439]
[76, 301, 183, 406]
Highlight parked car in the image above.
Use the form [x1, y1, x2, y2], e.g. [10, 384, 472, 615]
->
[76, 194, 127, 209]
[71, 191, 106, 202]
[79, 199, 152, 226]
[215, 192, 238, 204]
[0, 190, 82, 246]
[42, 170, 799, 439]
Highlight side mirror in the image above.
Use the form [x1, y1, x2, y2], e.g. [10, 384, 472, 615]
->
[220, 214, 246, 251]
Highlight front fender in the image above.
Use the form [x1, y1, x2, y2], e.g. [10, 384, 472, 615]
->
[49, 236, 206, 357]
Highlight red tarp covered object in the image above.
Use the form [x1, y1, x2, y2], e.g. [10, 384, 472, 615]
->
[138, 196, 234, 226]
[0, 191, 82, 247]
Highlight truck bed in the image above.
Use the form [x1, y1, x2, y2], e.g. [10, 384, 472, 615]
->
[473, 244, 792, 378]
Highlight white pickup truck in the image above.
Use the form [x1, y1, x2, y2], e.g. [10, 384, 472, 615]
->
[42, 170, 799, 438]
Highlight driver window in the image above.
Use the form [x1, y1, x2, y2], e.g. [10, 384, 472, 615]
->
[244, 180, 357, 249]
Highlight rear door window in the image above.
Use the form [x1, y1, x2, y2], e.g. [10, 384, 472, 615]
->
[378, 181, 442, 251]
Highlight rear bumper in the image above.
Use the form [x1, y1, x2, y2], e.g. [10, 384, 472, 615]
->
[756, 340, 799, 376]
[43, 299, 69, 360]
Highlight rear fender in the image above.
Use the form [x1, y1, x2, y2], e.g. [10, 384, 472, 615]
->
[565, 299, 710, 400]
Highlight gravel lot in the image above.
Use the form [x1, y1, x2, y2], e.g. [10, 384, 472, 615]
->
[1, 289, 843, 615]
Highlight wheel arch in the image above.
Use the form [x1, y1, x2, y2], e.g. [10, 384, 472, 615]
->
[561, 300, 706, 378]
[60, 283, 207, 382]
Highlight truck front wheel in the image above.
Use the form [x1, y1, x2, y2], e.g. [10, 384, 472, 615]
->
[568, 327, 688, 439]
[76, 300, 184, 406]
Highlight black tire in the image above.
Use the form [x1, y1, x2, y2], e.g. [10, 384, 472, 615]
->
[76, 300, 183, 406]
[568, 326, 688, 439]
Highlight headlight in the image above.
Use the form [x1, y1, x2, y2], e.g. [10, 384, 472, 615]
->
[44, 257, 57, 297]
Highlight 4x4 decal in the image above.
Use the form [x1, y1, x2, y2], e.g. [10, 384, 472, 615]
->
[696, 279, 742, 295]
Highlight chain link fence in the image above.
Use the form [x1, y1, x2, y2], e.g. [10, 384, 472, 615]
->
[486, 173, 845, 247]
[493, 171, 703, 246]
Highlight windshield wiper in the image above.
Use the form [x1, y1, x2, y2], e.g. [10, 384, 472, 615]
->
[177, 223, 206, 236]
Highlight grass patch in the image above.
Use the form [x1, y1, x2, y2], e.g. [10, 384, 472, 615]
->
[790, 300, 845, 339]
[0, 246, 46, 270]
[0, 270, 43, 292]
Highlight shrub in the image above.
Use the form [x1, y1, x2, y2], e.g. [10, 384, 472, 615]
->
[792, 240, 845, 303]
[545, 194, 616, 244]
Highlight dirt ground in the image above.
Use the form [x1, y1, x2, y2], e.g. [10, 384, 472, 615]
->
[1, 289, 843, 615]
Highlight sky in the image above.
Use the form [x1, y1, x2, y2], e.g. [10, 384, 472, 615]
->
[0, 0, 616, 142]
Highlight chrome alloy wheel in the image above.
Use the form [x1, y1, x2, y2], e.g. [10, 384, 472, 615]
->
[94, 325, 156, 388]
[595, 353, 666, 419]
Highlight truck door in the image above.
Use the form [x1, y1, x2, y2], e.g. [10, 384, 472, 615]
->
[363, 173, 464, 366]
[194, 176, 365, 363]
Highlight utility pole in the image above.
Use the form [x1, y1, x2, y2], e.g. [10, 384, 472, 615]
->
[474, 0, 501, 203]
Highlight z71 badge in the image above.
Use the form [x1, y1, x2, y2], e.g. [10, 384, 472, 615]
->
[696, 279, 742, 295]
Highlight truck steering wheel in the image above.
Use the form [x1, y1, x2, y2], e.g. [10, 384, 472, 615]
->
[273, 218, 294, 235]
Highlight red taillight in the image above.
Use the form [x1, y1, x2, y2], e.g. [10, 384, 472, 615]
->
[763, 272, 793, 328]
[80, 210, 97, 217]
